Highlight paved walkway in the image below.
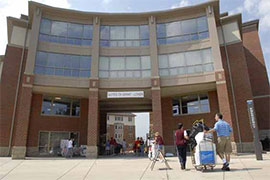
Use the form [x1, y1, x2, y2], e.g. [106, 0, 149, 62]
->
[0, 153, 269, 180]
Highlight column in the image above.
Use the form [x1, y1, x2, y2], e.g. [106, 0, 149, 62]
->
[86, 16, 100, 158]
[24, 8, 42, 75]
[12, 74, 34, 159]
[149, 16, 163, 137]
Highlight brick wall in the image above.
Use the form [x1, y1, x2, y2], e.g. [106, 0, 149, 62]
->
[123, 125, 135, 150]
[0, 46, 28, 147]
[161, 91, 219, 145]
[242, 24, 270, 130]
[27, 94, 88, 147]
[220, 42, 254, 142]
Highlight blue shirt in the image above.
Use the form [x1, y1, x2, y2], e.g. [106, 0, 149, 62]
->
[214, 119, 232, 137]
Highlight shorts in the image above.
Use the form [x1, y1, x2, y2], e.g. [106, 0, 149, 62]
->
[217, 136, 232, 154]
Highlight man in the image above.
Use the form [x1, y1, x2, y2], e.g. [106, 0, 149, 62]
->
[66, 138, 73, 158]
[207, 113, 232, 171]
[175, 123, 189, 170]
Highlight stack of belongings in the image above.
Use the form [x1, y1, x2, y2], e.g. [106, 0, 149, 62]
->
[188, 120, 205, 150]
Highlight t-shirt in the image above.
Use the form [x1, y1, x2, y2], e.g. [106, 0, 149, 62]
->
[68, 140, 73, 148]
[214, 119, 232, 137]
[155, 135, 164, 145]
[175, 129, 187, 146]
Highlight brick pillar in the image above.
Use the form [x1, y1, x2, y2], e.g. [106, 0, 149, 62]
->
[151, 78, 163, 137]
[12, 74, 34, 159]
[86, 79, 99, 158]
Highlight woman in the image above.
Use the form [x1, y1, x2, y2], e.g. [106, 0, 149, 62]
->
[139, 137, 145, 156]
[175, 123, 189, 170]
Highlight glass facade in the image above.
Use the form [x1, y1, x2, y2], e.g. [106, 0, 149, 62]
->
[173, 93, 210, 115]
[41, 96, 80, 117]
[99, 56, 151, 78]
[39, 18, 93, 46]
[157, 16, 209, 45]
[34, 51, 91, 78]
[100, 25, 149, 47]
[158, 48, 213, 76]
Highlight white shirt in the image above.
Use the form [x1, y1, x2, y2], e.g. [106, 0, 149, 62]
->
[68, 140, 73, 148]
[122, 141, 127, 148]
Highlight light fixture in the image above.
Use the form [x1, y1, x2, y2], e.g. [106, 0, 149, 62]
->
[55, 97, 61, 100]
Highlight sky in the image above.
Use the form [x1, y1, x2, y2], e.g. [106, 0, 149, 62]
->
[134, 113, 150, 140]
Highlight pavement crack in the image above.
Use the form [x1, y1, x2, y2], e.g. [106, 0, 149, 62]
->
[56, 160, 82, 180]
[0, 160, 24, 180]
[83, 159, 97, 180]
[238, 158, 254, 180]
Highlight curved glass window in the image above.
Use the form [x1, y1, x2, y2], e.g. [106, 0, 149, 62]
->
[157, 16, 209, 45]
[99, 56, 151, 78]
[100, 25, 149, 47]
[39, 18, 93, 46]
[158, 48, 213, 76]
[34, 51, 91, 78]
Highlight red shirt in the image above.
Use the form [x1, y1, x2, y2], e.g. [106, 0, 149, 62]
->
[155, 135, 164, 145]
[175, 129, 186, 146]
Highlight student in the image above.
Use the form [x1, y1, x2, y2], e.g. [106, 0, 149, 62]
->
[122, 139, 127, 155]
[140, 137, 145, 156]
[154, 132, 165, 162]
[206, 113, 232, 171]
[175, 123, 189, 170]
[135, 137, 141, 156]
[66, 138, 73, 158]
[105, 140, 110, 155]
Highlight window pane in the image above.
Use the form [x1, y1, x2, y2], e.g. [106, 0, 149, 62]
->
[157, 38, 166, 45]
[181, 95, 199, 107]
[118, 71, 125, 78]
[197, 16, 208, 32]
[80, 56, 91, 69]
[100, 40, 110, 47]
[39, 132, 49, 153]
[158, 55, 169, 68]
[126, 26, 139, 40]
[191, 34, 199, 41]
[99, 57, 109, 70]
[68, 23, 83, 38]
[110, 57, 125, 70]
[42, 96, 52, 114]
[110, 26, 125, 39]
[203, 63, 214, 72]
[199, 31, 209, 39]
[159, 69, 169, 76]
[72, 69, 79, 77]
[182, 19, 197, 34]
[126, 56, 140, 70]
[35, 66, 45, 74]
[166, 21, 181, 37]
[133, 71, 141, 77]
[178, 67, 186, 75]
[80, 70, 90, 77]
[126, 71, 133, 77]
[142, 70, 151, 77]
[39, 34, 50, 42]
[44, 67, 54, 75]
[141, 56, 151, 69]
[185, 50, 202, 65]
[201, 48, 212, 63]
[70, 55, 80, 69]
[140, 25, 149, 39]
[83, 25, 93, 39]
[187, 106, 200, 114]
[36, 51, 48, 66]
[157, 24, 166, 38]
[200, 94, 209, 105]
[63, 55, 72, 68]
[169, 68, 178, 76]
[53, 53, 65, 68]
[99, 71, 109, 78]
[64, 69, 71, 76]
[55, 68, 64, 76]
[140, 40, 150, 46]
[110, 71, 118, 78]
[100, 26, 110, 40]
[51, 21, 68, 37]
[40, 19, 51, 34]
[201, 104, 210, 112]
[168, 53, 185, 68]
[72, 100, 80, 116]
[81, 39, 92, 46]
[187, 65, 203, 74]
[52, 97, 71, 115]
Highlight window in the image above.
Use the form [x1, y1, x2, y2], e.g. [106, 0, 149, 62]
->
[156, 16, 209, 45]
[34, 51, 91, 78]
[128, 126, 133, 132]
[100, 25, 149, 47]
[158, 48, 213, 76]
[38, 131, 79, 154]
[99, 56, 151, 78]
[128, 117, 132, 122]
[172, 93, 210, 115]
[41, 96, 80, 117]
[115, 116, 123, 121]
[39, 18, 93, 46]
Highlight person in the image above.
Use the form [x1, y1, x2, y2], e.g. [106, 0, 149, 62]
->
[105, 140, 110, 155]
[122, 139, 127, 155]
[109, 137, 115, 155]
[135, 137, 141, 156]
[140, 137, 145, 156]
[66, 138, 73, 158]
[175, 123, 189, 170]
[206, 113, 232, 171]
[154, 132, 165, 162]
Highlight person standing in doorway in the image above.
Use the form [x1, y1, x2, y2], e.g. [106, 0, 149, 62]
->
[206, 113, 232, 171]
[175, 123, 189, 170]
[122, 139, 127, 155]
[140, 137, 145, 156]
[66, 138, 73, 158]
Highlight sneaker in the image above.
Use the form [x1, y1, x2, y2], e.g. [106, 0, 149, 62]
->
[222, 162, 229, 171]
[225, 167, 230, 171]
[181, 164, 185, 170]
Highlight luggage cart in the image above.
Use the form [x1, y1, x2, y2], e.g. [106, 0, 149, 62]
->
[190, 134, 216, 171]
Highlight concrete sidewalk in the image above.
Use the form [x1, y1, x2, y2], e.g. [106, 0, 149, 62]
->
[0, 153, 269, 180]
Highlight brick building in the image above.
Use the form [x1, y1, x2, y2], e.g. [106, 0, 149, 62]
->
[0, 0, 269, 159]
[106, 113, 136, 150]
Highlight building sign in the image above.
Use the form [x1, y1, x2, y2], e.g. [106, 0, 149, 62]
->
[246, 100, 263, 160]
[107, 91, 144, 98]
